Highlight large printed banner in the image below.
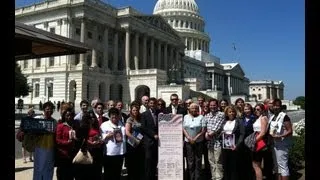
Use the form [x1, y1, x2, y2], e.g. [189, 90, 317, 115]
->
[21, 116, 55, 133]
[158, 113, 183, 180]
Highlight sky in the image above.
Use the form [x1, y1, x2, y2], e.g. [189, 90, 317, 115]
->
[15, 0, 305, 100]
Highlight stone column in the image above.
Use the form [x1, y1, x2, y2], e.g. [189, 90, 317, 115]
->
[125, 29, 130, 71]
[191, 38, 194, 50]
[79, 18, 86, 64]
[150, 38, 154, 68]
[91, 49, 97, 67]
[143, 35, 147, 69]
[277, 88, 280, 99]
[269, 87, 273, 99]
[185, 37, 188, 50]
[211, 72, 215, 90]
[164, 43, 168, 71]
[113, 32, 118, 71]
[135, 33, 139, 68]
[103, 27, 109, 69]
[157, 41, 161, 69]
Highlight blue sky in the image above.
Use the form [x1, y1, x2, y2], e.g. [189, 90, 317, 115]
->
[15, 0, 305, 100]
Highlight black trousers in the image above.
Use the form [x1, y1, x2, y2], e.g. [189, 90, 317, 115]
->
[222, 149, 240, 180]
[126, 145, 145, 180]
[262, 148, 275, 180]
[203, 141, 211, 179]
[145, 144, 158, 180]
[103, 155, 124, 180]
[185, 141, 203, 180]
[56, 159, 74, 180]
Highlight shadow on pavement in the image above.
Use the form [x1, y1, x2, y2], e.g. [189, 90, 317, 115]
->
[15, 167, 34, 173]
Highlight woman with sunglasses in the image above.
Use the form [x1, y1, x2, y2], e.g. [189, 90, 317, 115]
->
[252, 103, 269, 180]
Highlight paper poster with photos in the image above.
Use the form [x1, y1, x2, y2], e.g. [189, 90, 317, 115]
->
[127, 130, 143, 148]
[113, 128, 123, 143]
[222, 133, 235, 149]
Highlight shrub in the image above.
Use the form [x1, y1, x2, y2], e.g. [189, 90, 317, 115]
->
[289, 128, 305, 174]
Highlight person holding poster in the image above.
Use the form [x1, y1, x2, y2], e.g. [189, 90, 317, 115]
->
[125, 103, 145, 180]
[141, 97, 159, 180]
[183, 103, 206, 180]
[221, 105, 245, 180]
[32, 102, 57, 180]
[100, 107, 126, 180]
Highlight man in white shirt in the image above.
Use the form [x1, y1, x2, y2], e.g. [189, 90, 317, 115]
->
[140, 95, 149, 113]
[74, 100, 89, 121]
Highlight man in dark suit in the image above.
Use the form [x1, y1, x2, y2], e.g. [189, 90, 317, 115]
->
[165, 94, 188, 179]
[141, 97, 159, 180]
[165, 93, 187, 116]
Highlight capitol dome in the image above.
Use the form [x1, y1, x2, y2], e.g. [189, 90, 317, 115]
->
[153, 0, 199, 14]
[153, 0, 211, 53]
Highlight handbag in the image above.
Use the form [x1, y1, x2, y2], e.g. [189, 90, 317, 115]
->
[244, 132, 256, 151]
[256, 138, 267, 152]
[72, 139, 93, 165]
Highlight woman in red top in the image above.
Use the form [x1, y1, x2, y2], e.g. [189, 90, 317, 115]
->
[55, 107, 78, 180]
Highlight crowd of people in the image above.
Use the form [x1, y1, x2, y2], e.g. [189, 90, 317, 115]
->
[17, 94, 293, 180]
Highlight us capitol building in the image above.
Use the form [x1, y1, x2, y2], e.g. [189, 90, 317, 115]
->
[15, 0, 253, 107]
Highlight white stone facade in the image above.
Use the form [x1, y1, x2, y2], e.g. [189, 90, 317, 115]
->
[249, 80, 284, 101]
[15, 0, 250, 107]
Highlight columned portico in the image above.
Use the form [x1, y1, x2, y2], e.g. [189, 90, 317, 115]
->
[135, 33, 139, 68]
[113, 32, 118, 70]
[125, 29, 130, 72]
[79, 18, 86, 64]
[157, 41, 161, 69]
[103, 27, 109, 70]
[91, 25, 98, 67]
[91, 48, 97, 67]
[164, 43, 168, 71]
[211, 72, 215, 90]
[142, 35, 147, 69]
[150, 38, 155, 68]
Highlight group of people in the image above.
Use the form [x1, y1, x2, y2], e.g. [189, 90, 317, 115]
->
[17, 94, 293, 180]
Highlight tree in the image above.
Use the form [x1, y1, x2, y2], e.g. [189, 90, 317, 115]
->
[15, 62, 29, 97]
[293, 96, 305, 110]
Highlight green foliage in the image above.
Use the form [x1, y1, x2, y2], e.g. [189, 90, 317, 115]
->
[15, 62, 29, 97]
[293, 96, 305, 110]
[289, 128, 305, 173]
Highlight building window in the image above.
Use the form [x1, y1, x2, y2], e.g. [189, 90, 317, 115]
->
[87, 32, 92, 39]
[48, 83, 53, 98]
[75, 28, 81, 35]
[253, 88, 255, 91]
[49, 27, 55, 33]
[75, 54, 80, 65]
[98, 35, 103, 42]
[36, 58, 41, 67]
[49, 57, 54, 66]
[258, 94, 262, 100]
[23, 60, 28, 69]
[258, 88, 261, 91]
[35, 84, 40, 97]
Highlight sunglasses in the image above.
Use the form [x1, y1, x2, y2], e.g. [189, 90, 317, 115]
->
[171, 98, 178, 101]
